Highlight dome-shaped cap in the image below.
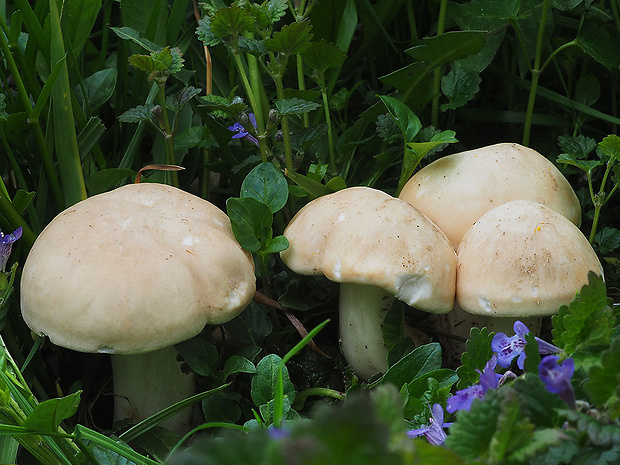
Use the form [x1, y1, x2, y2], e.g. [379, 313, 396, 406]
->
[456, 200, 603, 317]
[280, 187, 456, 313]
[20, 183, 256, 354]
[399, 143, 582, 249]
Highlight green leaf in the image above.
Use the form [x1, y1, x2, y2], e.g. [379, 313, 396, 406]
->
[240, 162, 288, 213]
[585, 337, 620, 419]
[405, 369, 458, 399]
[118, 104, 155, 124]
[556, 153, 604, 175]
[594, 227, 620, 254]
[210, 6, 255, 39]
[250, 354, 295, 407]
[523, 332, 541, 373]
[60, 0, 101, 56]
[455, 326, 495, 389]
[110, 26, 159, 52]
[551, 272, 616, 369]
[274, 98, 321, 116]
[175, 337, 218, 378]
[377, 95, 421, 141]
[196, 16, 222, 47]
[406, 30, 488, 64]
[86, 169, 136, 195]
[302, 39, 347, 75]
[598, 134, 620, 163]
[557, 134, 597, 159]
[576, 19, 620, 70]
[224, 302, 273, 345]
[223, 355, 257, 379]
[440, 66, 482, 110]
[226, 197, 273, 252]
[74, 68, 118, 110]
[265, 21, 313, 56]
[380, 342, 442, 388]
[166, 86, 202, 112]
[21, 391, 81, 433]
[488, 392, 535, 463]
[263, 235, 289, 254]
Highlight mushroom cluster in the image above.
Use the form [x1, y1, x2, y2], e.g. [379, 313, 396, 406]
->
[398, 143, 603, 366]
[280, 186, 456, 380]
[20, 183, 256, 432]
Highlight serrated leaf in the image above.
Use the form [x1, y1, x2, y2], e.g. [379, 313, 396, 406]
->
[455, 326, 495, 389]
[118, 104, 155, 123]
[265, 21, 313, 56]
[556, 153, 604, 174]
[594, 227, 620, 254]
[440, 66, 482, 110]
[489, 391, 535, 463]
[211, 6, 255, 39]
[551, 272, 615, 366]
[576, 19, 620, 70]
[266, 0, 287, 23]
[196, 15, 222, 47]
[22, 391, 81, 433]
[274, 98, 320, 116]
[240, 162, 289, 213]
[557, 134, 597, 159]
[128, 54, 166, 74]
[302, 39, 346, 75]
[238, 37, 267, 55]
[511, 375, 564, 428]
[585, 338, 620, 418]
[598, 134, 620, 163]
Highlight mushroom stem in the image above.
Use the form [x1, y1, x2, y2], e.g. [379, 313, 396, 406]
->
[338, 283, 395, 380]
[111, 346, 195, 433]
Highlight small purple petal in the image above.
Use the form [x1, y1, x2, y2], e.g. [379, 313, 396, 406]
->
[446, 384, 485, 413]
[492, 332, 526, 368]
[539, 355, 576, 409]
[406, 426, 430, 439]
[249, 112, 257, 129]
[513, 320, 530, 338]
[1, 227, 22, 272]
[407, 404, 450, 445]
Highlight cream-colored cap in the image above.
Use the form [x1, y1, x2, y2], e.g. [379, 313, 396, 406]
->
[20, 183, 256, 354]
[456, 200, 603, 317]
[399, 143, 582, 249]
[280, 187, 456, 313]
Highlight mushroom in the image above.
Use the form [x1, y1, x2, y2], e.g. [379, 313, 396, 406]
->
[279, 187, 456, 380]
[20, 183, 256, 432]
[440, 200, 603, 366]
[398, 142, 582, 249]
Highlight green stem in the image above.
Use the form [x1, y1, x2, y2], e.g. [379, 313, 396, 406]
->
[319, 81, 337, 173]
[297, 54, 309, 128]
[274, 76, 295, 173]
[156, 81, 179, 187]
[523, 0, 551, 146]
[431, 0, 448, 128]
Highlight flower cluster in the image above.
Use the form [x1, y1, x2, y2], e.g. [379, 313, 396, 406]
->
[228, 113, 259, 147]
[1, 227, 22, 273]
[407, 403, 453, 446]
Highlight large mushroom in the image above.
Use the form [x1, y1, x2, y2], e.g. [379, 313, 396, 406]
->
[279, 187, 456, 380]
[440, 200, 603, 366]
[20, 183, 256, 432]
[398, 142, 581, 249]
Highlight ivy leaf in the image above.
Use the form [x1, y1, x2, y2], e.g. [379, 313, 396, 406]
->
[265, 21, 313, 56]
[594, 227, 620, 254]
[455, 326, 495, 389]
[240, 162, 289, 213]
[551, 272, 616, 369]
[274, 98, 320, 116]
[210, 6, 255, 39]
[585, 337, 620, 419]
[118, 103, 155, 123]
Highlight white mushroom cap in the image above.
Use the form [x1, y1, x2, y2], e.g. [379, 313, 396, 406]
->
[280, 186, 456, 312]
[399, 143, 582, 249]
[20, 183, 256, 354]
[456, 200, 603, 317]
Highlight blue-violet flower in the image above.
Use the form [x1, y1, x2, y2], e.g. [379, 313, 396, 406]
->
[407, 403, 452, 446]
[491, 320, 560, 369]
[539, 355, 576, 409]
[228, 113, 259, 146]
[1, 227, 22, 272]
[447, 355, 501, 413]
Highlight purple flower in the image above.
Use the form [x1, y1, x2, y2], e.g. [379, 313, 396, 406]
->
[228, 113, 259, 146]
[539, 355, 576, 409]
[491, 321, 560, 369]
[447, 355, 501, 413]
[1, 227, 22, 272]
[407, 403, 452, 446]
[267, 426, 290, 440]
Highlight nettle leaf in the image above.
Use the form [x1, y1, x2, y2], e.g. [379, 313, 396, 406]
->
[455, 326, 495, 389]
[110, 26, 159, 52]
[240, 162, 288, 213]
[265, 21, 313, 56]
[598, 134, 620, 163]
[551, 272, 615, 367]
[118, 103, 155, 123]
[128, 54, 167, 74]
[557, 134, 597, 159]
[377, 95, 421, 142]
[585, 337, 620, 418]
[274, 98, 320, 116]
[594, 227, 620, 254]
[22, 391, 81, 433]
[488, 392, 535, 463]
[238, 37, 267, 55]
[250, 354, 295, 407]
[210, 6, 255, 39]
[196, 16, 221, 47]
[198, 94, 248, 118]
[226, 197, 273, 253]
[266, 0, 287, 23]
[302, 39, 346, 75]
[576, 19, 620, 70]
